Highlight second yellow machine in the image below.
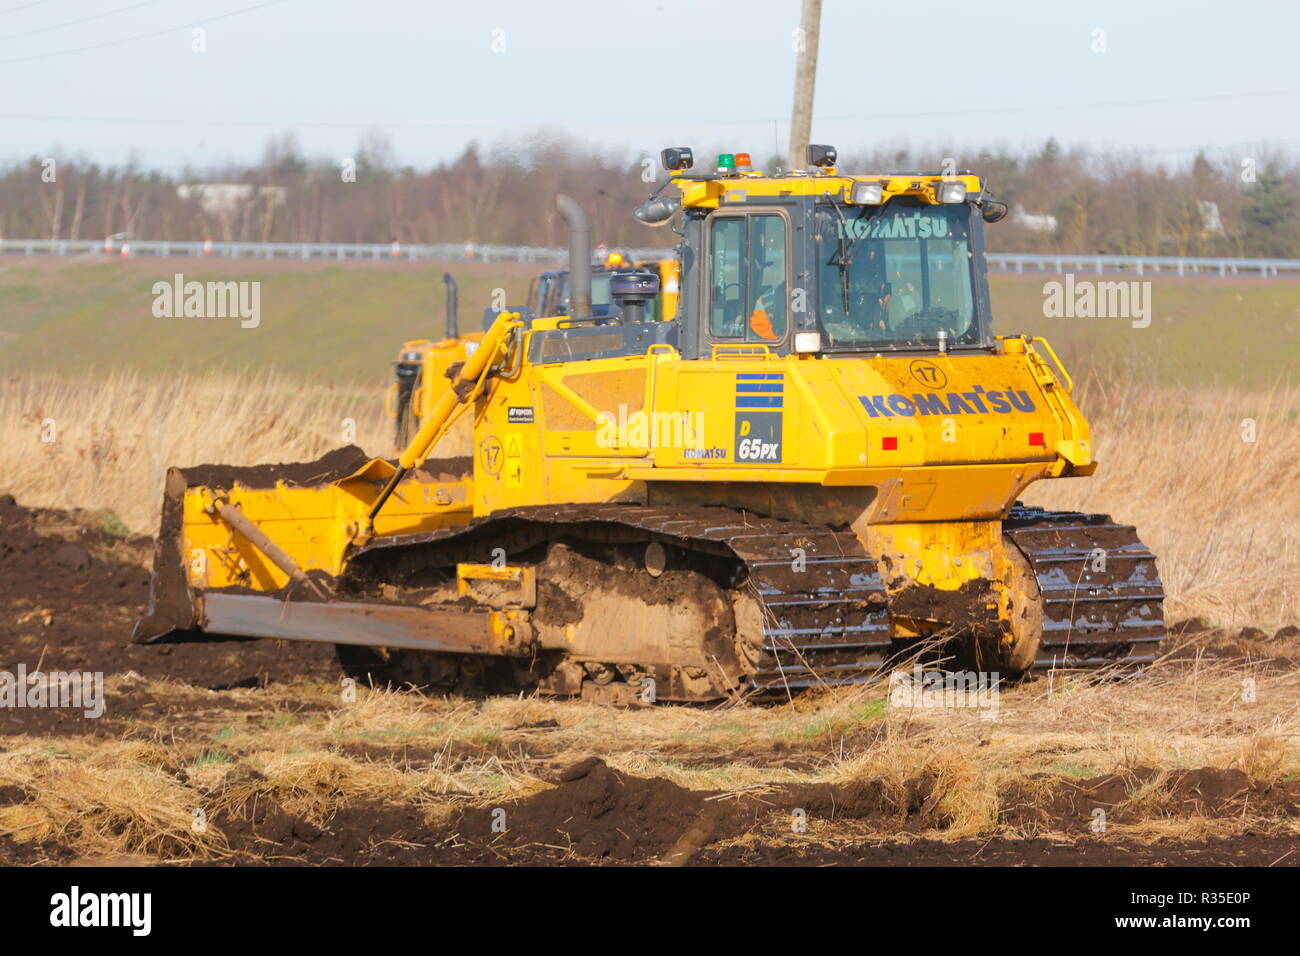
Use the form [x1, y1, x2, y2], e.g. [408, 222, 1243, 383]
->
[135, 145, 1164, 702]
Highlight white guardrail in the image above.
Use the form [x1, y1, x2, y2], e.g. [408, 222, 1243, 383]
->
[0, 237, 669, 265]
[2, 237, 1299, 277]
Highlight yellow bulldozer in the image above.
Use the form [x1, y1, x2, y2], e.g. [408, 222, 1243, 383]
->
[385, 257, 680, 454]
[385, 273, 483, 451]
[525, 253, 681, 324]
[134, 145, 1164, 703]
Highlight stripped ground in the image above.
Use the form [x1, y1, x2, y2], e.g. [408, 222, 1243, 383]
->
[1, 497, 1298, 866]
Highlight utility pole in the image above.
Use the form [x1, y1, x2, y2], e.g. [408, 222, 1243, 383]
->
[787, 0, 822, 171]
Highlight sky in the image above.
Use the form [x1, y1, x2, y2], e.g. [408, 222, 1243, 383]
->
[1, 0, 1298, 171]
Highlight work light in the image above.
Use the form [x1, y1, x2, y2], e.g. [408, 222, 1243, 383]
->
[807, 144, 837, 168]
[849, 181, 884, 204]
[935, 180, 967, 203]
[794, 331, 822, 353]
[660, 147, 693, 171]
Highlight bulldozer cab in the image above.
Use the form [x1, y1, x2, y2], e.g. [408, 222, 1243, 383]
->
[530, 255, 679, 321]
[651, 148, 998, 361]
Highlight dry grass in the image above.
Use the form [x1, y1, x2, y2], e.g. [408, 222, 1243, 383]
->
[2, 642, 1296, 861]
[0, 741, 228, 859]
[0, 371, 470, 535]
[1020, 375, 1300, 628]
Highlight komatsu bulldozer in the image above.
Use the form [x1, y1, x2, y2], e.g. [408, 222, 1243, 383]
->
[388, 259, 679, 453]
[385, 273, 483, 452]
[527, 253, 681, 323]
[134, 145, 1164, 703]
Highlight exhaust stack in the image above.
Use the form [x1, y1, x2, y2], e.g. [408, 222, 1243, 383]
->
[443, 273, 458, 338]
[555, 194, 591, 319]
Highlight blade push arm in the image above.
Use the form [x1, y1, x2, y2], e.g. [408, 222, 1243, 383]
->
[359, 310, 522, 539]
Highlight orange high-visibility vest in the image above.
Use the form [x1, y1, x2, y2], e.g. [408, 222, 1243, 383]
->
[749, 298, 777, 340]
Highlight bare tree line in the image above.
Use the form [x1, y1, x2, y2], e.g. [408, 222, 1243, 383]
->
[1, 132, 1297, 257]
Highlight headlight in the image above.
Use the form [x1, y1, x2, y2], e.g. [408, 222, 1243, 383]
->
[848, 181, 884, 205]
[794, 331, 822, 353]
[935, 180, 967, 204]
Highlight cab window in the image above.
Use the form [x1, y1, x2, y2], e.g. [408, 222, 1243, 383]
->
[709, 214, 787, 342]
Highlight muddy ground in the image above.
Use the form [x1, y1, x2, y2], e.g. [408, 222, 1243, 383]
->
[1, 495, 1296, 867]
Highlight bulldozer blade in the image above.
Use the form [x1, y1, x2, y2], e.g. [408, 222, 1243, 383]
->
[133, 467, 203, 643]
[133, 445, 383, 645]
[195, 593, 528, 656]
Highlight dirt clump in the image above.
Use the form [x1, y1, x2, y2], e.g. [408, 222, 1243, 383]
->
[210, 791, 461, 865]
[999, 766, 1300, 832]
[0, 495, 339, 695]
[1162, 618, 1298, 669]
[170, 444, 373, 491]
[763, 775, 946, 830]
[452, 760, 951, 864]
[455, 757, 731, 860]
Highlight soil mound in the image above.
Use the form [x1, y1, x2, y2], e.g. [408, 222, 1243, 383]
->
[1000, 766, 1300, 832]
[0, 495, 337, 693]
[455, 757, 723, 860]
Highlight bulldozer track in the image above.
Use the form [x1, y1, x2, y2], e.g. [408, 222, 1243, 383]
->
[353, 504, 893, 696]
[486, 505, 895, 693]
[350, 502, 1165, 697]
[1003, 505, 1166, 668]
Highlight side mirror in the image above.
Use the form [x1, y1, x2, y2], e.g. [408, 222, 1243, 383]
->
[635, 196, 680, 226]
[982, 200, 1009, 224]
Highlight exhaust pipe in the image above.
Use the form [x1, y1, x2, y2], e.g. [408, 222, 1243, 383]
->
[443, 272, 458, 338]
[555, 194, 591, 319]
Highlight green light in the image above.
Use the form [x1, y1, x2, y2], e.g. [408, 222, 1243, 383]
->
[717, 153, 735, 170]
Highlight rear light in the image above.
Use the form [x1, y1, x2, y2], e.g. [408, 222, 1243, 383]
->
[882, 436, 898, 450]
[1029, 432, 1045, 446]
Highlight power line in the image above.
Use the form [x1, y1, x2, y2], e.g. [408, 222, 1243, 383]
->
[0, 111, 510, 128]
[5, 80, 1300, 128]
[0, 0, 286, 64]
[0, 0, 161, 42]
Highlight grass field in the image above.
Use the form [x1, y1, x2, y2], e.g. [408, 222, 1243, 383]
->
[992, 272, 1300, 389]
[1, 257, 1297, 387]
[0, 257, 537, 384]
